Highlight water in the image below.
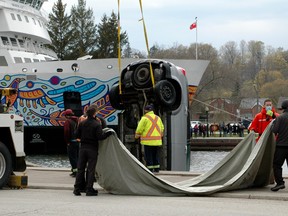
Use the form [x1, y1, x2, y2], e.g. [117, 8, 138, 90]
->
[26, 154, 70, 168]
[25, 151, 231, 172]
[26, 151, 288, 174]
[190, 151, 229, 173]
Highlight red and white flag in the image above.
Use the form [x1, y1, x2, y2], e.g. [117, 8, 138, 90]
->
[189, 22, 197, 30]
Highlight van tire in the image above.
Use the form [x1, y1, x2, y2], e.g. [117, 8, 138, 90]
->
[109, 85, 125, 110]
[0, 142, 12, 189]
[154, 80, 176, 108]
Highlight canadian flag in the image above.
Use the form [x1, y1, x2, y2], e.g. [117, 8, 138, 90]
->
[189, 22, 197, 30]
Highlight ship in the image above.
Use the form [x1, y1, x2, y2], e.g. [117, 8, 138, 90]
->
[0, 0, 209, 155]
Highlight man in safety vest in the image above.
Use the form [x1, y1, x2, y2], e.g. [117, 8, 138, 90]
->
[135, 104, 164, 173]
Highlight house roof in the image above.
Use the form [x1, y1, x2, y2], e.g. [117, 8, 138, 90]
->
[239, 98, 267, 109]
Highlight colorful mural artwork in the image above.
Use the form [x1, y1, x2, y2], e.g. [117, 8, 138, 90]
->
[188, 85, 197, 106]
[0, 74, 119, 127]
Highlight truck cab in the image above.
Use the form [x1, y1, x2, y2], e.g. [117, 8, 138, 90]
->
[0, 88, 26, 188]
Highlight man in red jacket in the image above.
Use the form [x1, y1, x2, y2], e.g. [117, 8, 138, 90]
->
[249, 99, 279, 142]
[63, 109, 79, 177]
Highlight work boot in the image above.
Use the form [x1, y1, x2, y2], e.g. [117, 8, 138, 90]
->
[73, 189, 81, 196]
[70, 172, 77, 177]
[86, 188, 98, 196]
[271, 184, 285, 192]
[153, 168, 160, 173]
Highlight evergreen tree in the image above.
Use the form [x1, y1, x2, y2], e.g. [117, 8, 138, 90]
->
[47, 0, 72, 60]
[123, 41, 132, 58]
[69, 0, 97, 59]
[94, 12, 128, 58]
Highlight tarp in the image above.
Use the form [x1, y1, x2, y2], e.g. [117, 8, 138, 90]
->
[96, 123, 275, 196]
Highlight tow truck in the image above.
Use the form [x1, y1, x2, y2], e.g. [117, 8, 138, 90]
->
[0, 88, 26, 188]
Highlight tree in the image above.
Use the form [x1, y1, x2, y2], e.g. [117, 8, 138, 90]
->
[122, 41, 132, 58]
[69, 0, 97, 59]
[220, 41, 240, 65]
[260, 79, 288, 102]
[246, 40, 265, 79]
[94, 12, 128, 58]
[47, 0, 73, 60]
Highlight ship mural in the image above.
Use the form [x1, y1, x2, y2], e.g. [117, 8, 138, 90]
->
[0, 74, 119, 126]
[0, 0, 208, 154]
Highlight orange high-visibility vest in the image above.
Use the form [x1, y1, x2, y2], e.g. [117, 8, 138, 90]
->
[135, 111, 164, 146]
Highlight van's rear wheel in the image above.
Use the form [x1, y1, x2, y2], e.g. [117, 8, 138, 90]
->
[0, 142, 12, 189]
[154, 80, 176, 108]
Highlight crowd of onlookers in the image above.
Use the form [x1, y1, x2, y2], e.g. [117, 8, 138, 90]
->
[190, 122, 248, 138]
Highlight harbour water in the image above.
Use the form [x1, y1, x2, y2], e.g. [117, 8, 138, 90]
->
[25, 151, 229, 171]
[26, 151, 288, 175]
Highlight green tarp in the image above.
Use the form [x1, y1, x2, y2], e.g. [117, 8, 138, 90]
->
[96, 123, 275, 196]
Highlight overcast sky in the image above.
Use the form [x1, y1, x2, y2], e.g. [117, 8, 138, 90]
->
[42, 0, 288, 53]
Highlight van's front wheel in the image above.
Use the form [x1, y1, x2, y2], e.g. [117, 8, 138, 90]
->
[0, 142, 12, 189]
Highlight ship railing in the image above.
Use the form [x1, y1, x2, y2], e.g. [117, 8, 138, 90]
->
[1, 43, 57, 59]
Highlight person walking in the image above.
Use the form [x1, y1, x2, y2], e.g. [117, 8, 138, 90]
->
[249, 99, 279, 142]
[271, 100, 288, 192]
[73, 107, 112, 196]
[135, 104, 164, 173]
[63, 109, 79, 177]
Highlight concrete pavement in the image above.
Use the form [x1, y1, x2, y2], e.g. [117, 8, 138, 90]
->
[11, 165, 288, 201]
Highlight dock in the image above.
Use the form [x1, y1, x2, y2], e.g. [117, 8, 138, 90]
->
[191, 137, 244, 151]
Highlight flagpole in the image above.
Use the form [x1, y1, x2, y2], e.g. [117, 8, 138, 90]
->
[195, 17, 198, 60]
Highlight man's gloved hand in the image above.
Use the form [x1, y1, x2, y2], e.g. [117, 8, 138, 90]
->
[266, 110, 273, 117]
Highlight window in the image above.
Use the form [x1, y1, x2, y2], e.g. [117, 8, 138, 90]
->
[24, 16, 29, 23]
[0, 56, 8, 66]
[24, 58, 32, 63]
[33, 59, 40, 62]
[10, 13, 16, 20]
[36, 1, 43, 10]
[32, 18, 36, 25]
[26, 0, 33, 5]
[10, 38, 18, 47]
[18, 39, 25, 47]
[38, 20, 42, 27]
[14, 57, 23, 63]
[1, 37, 10, 46]
[17, 14, 22, 21]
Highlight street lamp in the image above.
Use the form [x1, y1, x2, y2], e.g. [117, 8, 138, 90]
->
[205, 106, 209, 137]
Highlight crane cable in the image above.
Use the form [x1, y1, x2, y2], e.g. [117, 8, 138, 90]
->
[117, 0, 122, 94]
[138, 0, 155, 87]
[117, 0, 157, 92]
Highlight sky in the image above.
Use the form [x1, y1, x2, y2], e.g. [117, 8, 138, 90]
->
[42, 0, 288, 53]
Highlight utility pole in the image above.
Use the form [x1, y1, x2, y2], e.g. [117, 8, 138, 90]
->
[205, 106, 209, 137]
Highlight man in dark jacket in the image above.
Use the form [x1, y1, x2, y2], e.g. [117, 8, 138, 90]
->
[73, 107, 112, 196]
[271, 100, 288, 191]
[63, 109, 79, 177]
